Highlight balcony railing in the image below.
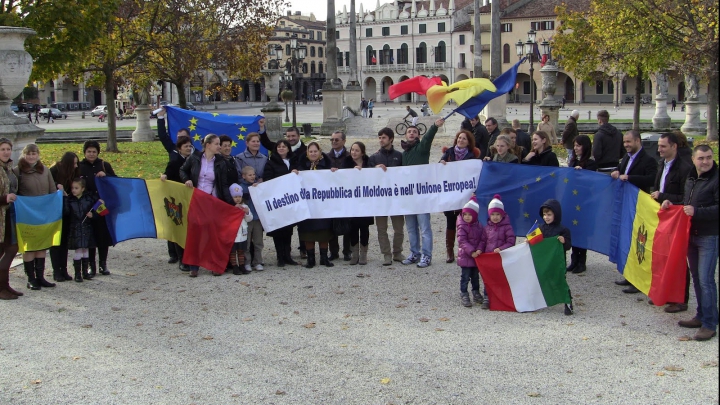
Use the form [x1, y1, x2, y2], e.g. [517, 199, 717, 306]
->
[416, 62, 450, 70]
[457, 62, 467, 69]
[361, 64, 413, 73]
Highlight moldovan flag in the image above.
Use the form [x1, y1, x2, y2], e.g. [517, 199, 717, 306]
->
[96, 177, 244, 274]
[475, 238, 571, 312]
[14, 190, 63, 253]
[526, 221, 543, 245]
[609, 182, 691, 305]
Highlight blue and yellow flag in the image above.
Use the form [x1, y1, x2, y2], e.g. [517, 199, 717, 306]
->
[14, 190, 63, 253]
[165, 106, 265, 156]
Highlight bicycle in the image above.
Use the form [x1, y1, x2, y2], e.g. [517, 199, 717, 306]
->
[395, 118, 427, 136]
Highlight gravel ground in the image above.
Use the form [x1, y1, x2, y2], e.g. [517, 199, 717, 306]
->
[2, 135, 718, 405]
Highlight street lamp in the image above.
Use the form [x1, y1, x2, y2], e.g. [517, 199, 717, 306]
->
[283, 70, 291, 123]
[285, 34, 307, 128]
[517, 29, 537, 129]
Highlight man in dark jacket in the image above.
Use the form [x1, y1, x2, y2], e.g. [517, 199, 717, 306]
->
[612, 130, 659, 293]
[538, 199, 574, 315]
[512, 119, 532, 153]
[592, 110, 624, 173]
[650, 132, 693, 312]
[666, 145, 718, 341]
[461, 116, 490, 159]
[485, 117, 501, 149]
[327, 130, 351, 261]
[561, 110, 580, 164]
[156, 108, 200, 162]
[369, 128, 404, 265]
[258, 119, 307, 167]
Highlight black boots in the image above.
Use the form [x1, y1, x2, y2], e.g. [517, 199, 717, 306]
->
[572, 249, 587, 274]
[26, 258, 55, 289]
[283, 238, 298, 265]
[53, 266, 72, 282]
[304, 249, 316, 268]
[98, 261, 110, 276]
[319, 248, 334, 267]
[566, 250, 578, 272]
[273, 238, 285, 267]
[82, 258, 93, 280]
[446, 229, 456, 263]
[73, 260, 83, 282]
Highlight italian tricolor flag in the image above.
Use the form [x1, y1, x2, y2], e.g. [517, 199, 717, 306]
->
[475, 238, 571, 312]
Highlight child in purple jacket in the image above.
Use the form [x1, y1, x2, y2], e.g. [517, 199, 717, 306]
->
[456, 196, 487, 307]
[480, 195, 516, 308]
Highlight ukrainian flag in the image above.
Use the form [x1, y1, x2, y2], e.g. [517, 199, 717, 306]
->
[14, 190, 63, 253]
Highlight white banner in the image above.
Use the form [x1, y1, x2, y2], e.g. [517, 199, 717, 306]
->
[249, 160, 484, 232]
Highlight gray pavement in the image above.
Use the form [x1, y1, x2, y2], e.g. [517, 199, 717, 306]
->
[1, 136, 717, 404]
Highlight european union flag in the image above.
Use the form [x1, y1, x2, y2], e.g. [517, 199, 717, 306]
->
[165, 106, 265, 156]
[476, 162, 615, 255]
[454, 58, 524, 120]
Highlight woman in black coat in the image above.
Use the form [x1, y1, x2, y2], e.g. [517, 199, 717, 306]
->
[63, 178, 97, 281]
[439, 130, 480, 263]
[49, 152, 80, 282]
[160, 137, 194, 270]
[78, 140, 116, 277]
[294, 141, 334, 269]
[522, 131, 560, 167]
[263, 140, 298, 267]
[336, 142, 374, 265]
[566, 134, 596, 274]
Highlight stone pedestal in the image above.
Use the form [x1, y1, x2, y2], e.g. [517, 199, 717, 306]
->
[345, 84, 362, 116]
[538, 61, 562, 141]
[652, 96, 672, 130]
[680, 100, 705, 136]
[260, 69, 285, 140]
[486, 97, 509, 129]
[132, 105, 155, 141]
[320, 81, 346, 136]
[0, 27, 43, 161]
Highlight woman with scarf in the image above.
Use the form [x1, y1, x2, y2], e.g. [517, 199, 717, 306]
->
[0, 138, 22, 299]
[13, 144, 59, 290]
[293, 141, 334, 268]
[79, 140, 116, 278]
[566, 135, 597, 274]
[49, 152, 81, 282]
[439, 130, 480, 263]
[263, 140, 299, 267]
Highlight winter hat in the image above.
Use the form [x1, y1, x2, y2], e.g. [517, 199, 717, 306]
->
[462, 196, 480, 222]
[488, 194, 505, 216]
[230, 183, 243, 198]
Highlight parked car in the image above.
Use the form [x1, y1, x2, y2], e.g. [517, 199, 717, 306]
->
[185, 102, 196, 111]
[39, 108, 68, 119]
[10, 104, 19, 113]
[91, 105, 107, 117]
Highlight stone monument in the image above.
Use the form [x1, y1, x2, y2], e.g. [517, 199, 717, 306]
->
[485, 0, 509, 128]
[260, 67, 285, 140]
[344, 0, 363, 115]
[538, 60, 562, 138]
[132, 86, 154, 141]
[0, 26, 43, 161]
[320, 0, 347, 136]
[651, 71, 671, 130]
[680, 73, 705, 136]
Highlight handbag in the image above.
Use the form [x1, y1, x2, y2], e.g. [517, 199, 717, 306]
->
[332, 218, 351, 236]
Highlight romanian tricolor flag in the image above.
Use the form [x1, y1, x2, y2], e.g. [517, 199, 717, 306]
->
[526, 221, 543, 245]
[609, 182, 691, 305]
[92, 200, 109, 216]
[14, 190, 63, 253]
[95, 178, 244, 274]
[475, 238, 571, 312]
[425, 78, 496, 114]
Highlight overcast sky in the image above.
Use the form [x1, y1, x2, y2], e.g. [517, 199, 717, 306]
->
[289, 0, 363, 21]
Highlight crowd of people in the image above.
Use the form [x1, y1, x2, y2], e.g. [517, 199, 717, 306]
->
[1, 108, 716, 342]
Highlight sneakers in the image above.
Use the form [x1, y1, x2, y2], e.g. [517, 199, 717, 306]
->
[480, 301, 489, 310]
[401, 254, 419, 265]
[254, 264, 264, 271]
[564, 303, 574, 316]
[461, 293, 472, 307]
[472, 291, 483, 304]
[244, 264, 252, 273]
[416, 255, 431, 268]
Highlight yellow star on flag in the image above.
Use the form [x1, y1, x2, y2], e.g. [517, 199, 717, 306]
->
[189, 124, 196, 131]
[523, 184, 529, 190]
[237, 134, 245, 140]
[518, 198, 524, 204]
[573, 189, 578, 195]
[536, 177, 542, 182]
[193, 134, 201, 141]
[576, 205, 581, 211]
[211, 113, 219, 117]
[564, 178, 569, 183]
[524, 212, 529, 218]
[239, 125, 247, 132]
[550, 172, 556, 177]
[231, 141, 237, 147]
[189, 117, 198, 125]
[572, 219, 578, 226]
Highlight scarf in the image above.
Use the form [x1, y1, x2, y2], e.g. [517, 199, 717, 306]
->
[400, 139, 418, 152]
[454, 146, 468, 161]
[308, 154, 323, 170]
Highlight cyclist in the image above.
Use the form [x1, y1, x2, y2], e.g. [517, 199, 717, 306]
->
[404, 106, 419, 126]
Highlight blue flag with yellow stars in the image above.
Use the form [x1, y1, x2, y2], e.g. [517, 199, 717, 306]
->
[476, 162, 615, 255]
[165, 106, 265, 156]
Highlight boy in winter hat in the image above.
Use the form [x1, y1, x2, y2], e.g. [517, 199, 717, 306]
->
[229, 183, 253, 275]
[456, 195, 486, 307]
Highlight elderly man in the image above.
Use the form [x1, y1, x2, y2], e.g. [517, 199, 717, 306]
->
[327, 130, 351, 261]
[612, 130, 658, 293]
[561, 110, 580, 163]
[663, 145, 719, 341]
[485, 117, 501, 149]
[592, 110, 624, 173]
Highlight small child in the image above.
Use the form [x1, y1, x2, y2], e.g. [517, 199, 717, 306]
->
[63, 178, 97, 282]
[229, 183, 253, 275]
[456, 196, 487, 307]
[538, 199, 574, 315]
[481, 195, 517, 309]
[240, 166, 264, 272]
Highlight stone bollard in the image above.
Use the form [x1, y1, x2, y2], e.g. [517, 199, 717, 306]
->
[82, 111, 85, 119]
[588, 110, 591, 120]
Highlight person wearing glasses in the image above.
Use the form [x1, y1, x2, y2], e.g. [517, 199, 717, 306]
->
[326, 131, 351, 262]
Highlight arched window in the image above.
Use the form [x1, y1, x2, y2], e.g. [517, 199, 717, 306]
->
[319, 62, 324, 74]
[503, 44, 510, 64]
[381, 44, 392, 64]
[435, 41, 446, 63]
[311, 61, 316, 74]
[286, 45, 290, 56]
[319, 47, 324, 57]
[302, 63, 308, 74]
[310, 46, 316, 57]
[399, 43, 408, 64]
[417, 42, 427, 64]
[366, 45, 375, 65]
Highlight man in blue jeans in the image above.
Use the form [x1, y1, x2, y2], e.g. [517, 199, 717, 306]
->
[400, 118, 444, 268]
[663, 145, 718, 341]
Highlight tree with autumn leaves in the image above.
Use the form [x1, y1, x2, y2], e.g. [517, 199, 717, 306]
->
[553, 0, 718, 140]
